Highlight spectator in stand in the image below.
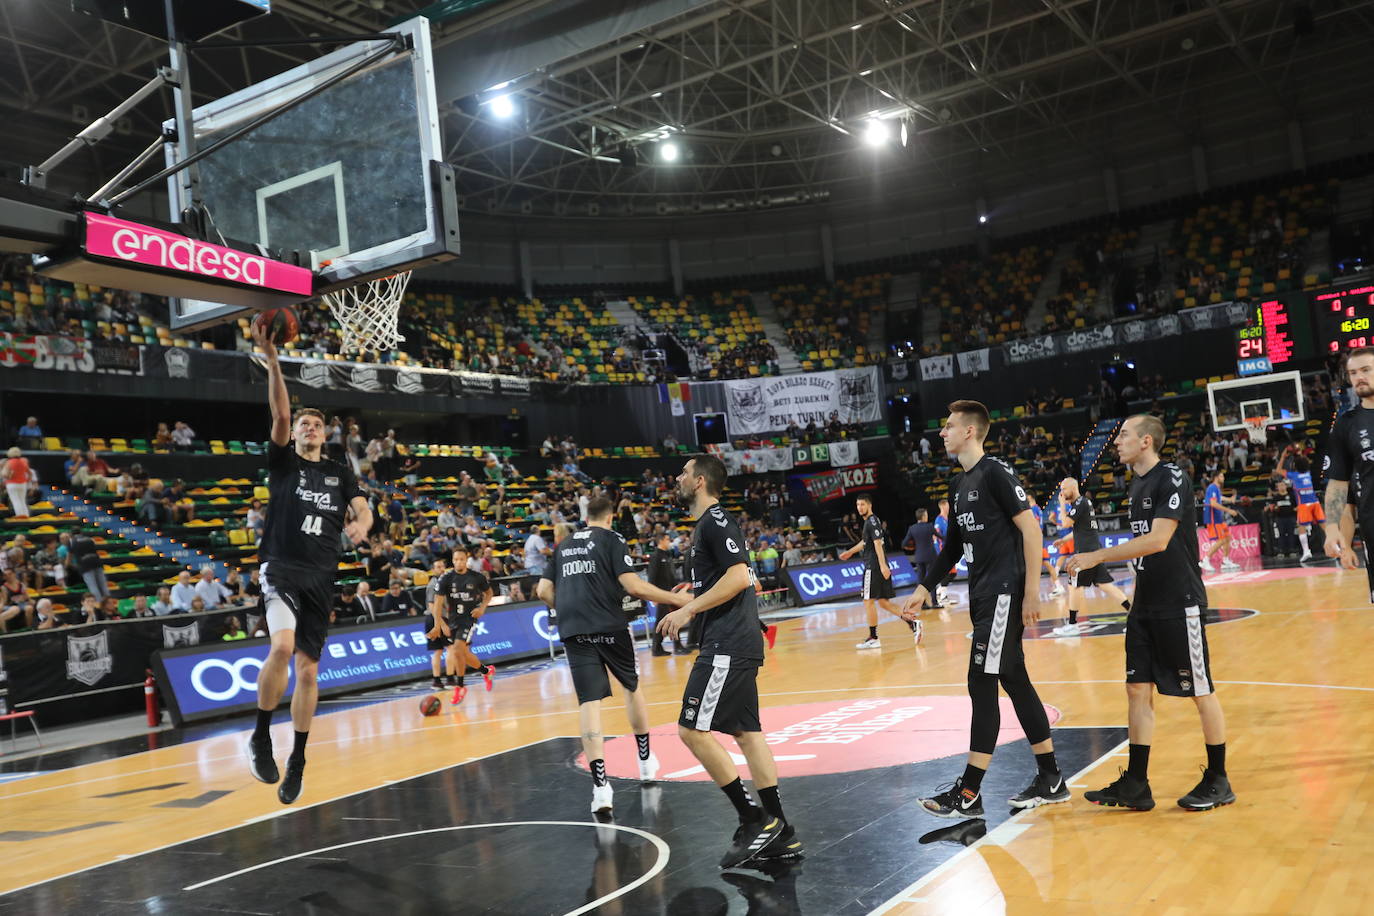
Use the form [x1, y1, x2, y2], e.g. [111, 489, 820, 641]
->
[99, 596, 120, 620]
[166, 479, 195, 522]
[64, 449, 85, 489]
[76, 593, 100, 623]
[189, 596, 207, 613]
[3, 447, 33, 519]
[151, 586, 175, 616]
[34, 537, 64, 588]
[33, 597, 63, 629]
[0, 568, 30, 631]
[170, 421, 196, 451]
[355, 581, 378, 621]
[456, 472, 479, 513]
[381, 579, 419, 616]
[127, 595, 154, 618]
[333, 585, 360, 625]
[483, 452, 504, 484]
[243, 568, 262, 602]
[386, 494, 407, 543]
[170, 569, 197, 612]
[222, 616, 247, 641]
[245, 498, 265, 538]
[399, 451, 421, 487]
[153, 422, 173, 450]
[325, 416, 344, 461]
[436, 502, 460, 531]
[193, 565, 231, 609]
[137, 484, 171, 527]
[523, 525, 551, 578]
[223, 567, 246, 600]
[69, 533, 109, 600]
[17, 417, 42, 449]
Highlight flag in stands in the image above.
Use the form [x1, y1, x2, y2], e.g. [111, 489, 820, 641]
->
[658, 382, 691, 416]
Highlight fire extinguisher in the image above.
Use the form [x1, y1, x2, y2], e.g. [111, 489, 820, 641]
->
[145, 669, 161, 727]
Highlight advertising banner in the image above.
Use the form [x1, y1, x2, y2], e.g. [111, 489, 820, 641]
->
[795, 462, 878, 503]
[785, 557, 918, 605]
[1004, 334, 1058, 364]
[724, 367, 881, 436]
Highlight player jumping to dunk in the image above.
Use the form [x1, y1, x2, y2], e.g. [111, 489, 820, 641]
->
[246, 321, 372, 805]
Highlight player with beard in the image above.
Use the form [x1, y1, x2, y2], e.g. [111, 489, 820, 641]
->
[901, 400, 1067, 816]
[434, 546, 496, 704]
[657, 455, 804, 868]
[1069, 415, 1233, 811]
[1322, 347, 1374, 586]
[1053, 477, 1132, 636]
[246, 322, 372, 805]
[842, 495, 921, 648]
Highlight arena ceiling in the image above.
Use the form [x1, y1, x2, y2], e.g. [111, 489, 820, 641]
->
[3, 0, 1373, 219]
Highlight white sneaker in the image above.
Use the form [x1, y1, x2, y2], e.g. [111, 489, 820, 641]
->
[912, 621, 923, 646]
[591, 783, 614, 814]
[1048, 584, 1065, 597]
[1052, 623, 1080, 637]
[935, 586, 949, 605]
[1299, 551, 1313, 562]
[855, 637, 882, 650]
[1200, 558, 1215, 573]
[1221, 559, 1241, 571]
[637, 753, 659, 783]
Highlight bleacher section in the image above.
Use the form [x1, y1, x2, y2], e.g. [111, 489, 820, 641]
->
[772, 274, 888, 369]
[925, 244, 1051, 354]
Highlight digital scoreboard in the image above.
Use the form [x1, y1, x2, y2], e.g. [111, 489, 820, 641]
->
[1234, 299, 1298, 373]
[1314, 285, 1374, 355]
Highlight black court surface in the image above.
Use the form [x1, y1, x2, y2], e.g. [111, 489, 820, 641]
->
[2, 728, 1124, 914]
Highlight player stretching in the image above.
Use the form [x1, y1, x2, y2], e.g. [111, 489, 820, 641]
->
[535, 496, 689, 814]
[1053, 477, 1132, 636]
[1322, 347, 1374, 585]
[1071, 415, 1233, 811]
[434, 546, 495, 704]
[902, 400, 1067, 815]
[657, 455, 804, 868]
[842, 495, 920, 648]
[246, 322, 372, 805]
[1200, 470, 1241, 573]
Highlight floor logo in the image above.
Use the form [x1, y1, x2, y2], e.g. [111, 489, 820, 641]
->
[1023, 606, 1258, 640]
[586, 696, 1061, 781]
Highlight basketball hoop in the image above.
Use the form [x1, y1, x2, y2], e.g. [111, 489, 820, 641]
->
[322, 270, 411, 353]
[1243, 416, 1268, 446]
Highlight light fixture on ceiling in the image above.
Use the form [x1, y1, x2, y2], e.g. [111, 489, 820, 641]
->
[900, 121, 909, 147]
[978, 214, 988, 224]
[864, 119, 889, 147]
[659, 141, 680, 162]
[488, 94, 515, 119]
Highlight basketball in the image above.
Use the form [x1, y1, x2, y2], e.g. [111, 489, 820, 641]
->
[252, 307, 299, 345]
[419, 695, 442, 717]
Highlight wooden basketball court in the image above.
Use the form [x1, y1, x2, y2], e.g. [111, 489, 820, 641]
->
[2, 561, 1371, 914]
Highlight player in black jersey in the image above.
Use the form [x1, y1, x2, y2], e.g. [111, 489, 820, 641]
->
[433, 546, 495, 705]
[1069, 414, 1234, 811]
[657, 455, 804, 869]
[245, 323, 372, 805]
[1322, 348, 1374, 588]
[535, 496, 689, 814]
[1053, 477, 1132, 636]
[901, 400, 1068, 816]
[841, 496, 922, 649]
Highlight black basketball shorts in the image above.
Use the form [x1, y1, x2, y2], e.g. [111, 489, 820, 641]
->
[678, 655, 761, 734]
[1073, 562, 1115, 589]
[968, 592, 1027, 677]
[447, 612, 477, 644]
[863, 565, 895, 600]
[1125, 607, 1214, 698]
[259, 561, 336, 661]
[564, 630, 640, 704]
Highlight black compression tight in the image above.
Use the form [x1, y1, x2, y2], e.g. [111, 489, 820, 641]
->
[968, 661, 1053, 755]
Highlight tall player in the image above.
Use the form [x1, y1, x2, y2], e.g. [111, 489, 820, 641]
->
[434, 546, 496, 705]
[841, 495, 921, 648]
[901, 400, 1067, 816]
[246, 321, 372, 805]
[1069, 415, 1233, 811]
[1200, 470, 1241, 573]
[1322, 347, 1374, 580]
[535, 496, 689, 814]
[657, 455, 804, 868]
[1053, 477, 1132, 636]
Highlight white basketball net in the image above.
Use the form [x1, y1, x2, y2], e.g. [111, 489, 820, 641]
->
[322, 270, 411, 353]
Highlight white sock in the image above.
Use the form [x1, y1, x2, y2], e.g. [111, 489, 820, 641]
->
[1298, 531, 1310, 554]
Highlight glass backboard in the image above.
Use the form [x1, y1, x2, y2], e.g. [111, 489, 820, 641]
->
[164, 16, 458, 329]
[1207, 370, 1305, 432]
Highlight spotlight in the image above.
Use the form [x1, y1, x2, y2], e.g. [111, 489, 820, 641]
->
[659, 141, 679, 162]
[900, 121, 909, 147]
[863, 120, 889, 147]
[978, 214, 987, 224]
[488, 94, 515, 119]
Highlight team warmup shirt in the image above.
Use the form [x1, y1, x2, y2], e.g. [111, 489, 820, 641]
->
[1066, 495, 1103, 552]
[861, 514, 887, 571]
[1203, 482, 1226, 525]
[944, 456, 1033, 600]
[544, 527, 635, 638]
[933, 513, 948, 550]
[1286, 469, 1318, 506]
[436, 568, 490, 621]
[689, 502, 764, 664]
[259, 441, 363, 572]
[1323, 405, 1374, 531]
[1128, 461, 1207, 617]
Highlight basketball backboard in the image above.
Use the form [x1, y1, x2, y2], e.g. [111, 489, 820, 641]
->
[1207, 370, 1304, 433]
[164, 16, 459, 329]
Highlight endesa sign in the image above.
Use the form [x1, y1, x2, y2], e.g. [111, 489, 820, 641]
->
[153, 600, 556, 725]
[785, 557, 919, 605]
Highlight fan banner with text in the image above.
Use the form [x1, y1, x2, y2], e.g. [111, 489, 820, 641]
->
[723, 366, 881, 436]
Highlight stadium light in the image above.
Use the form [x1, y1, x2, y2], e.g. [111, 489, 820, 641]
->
[659, 141, 680, 162]
[864, 120, 889, 147]
[488, 95, 515, 119]
[978, 214, 988, 224]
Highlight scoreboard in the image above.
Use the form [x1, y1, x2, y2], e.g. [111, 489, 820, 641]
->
[1313, 285, 1374, 354]
[1234, 298, 1299, 370]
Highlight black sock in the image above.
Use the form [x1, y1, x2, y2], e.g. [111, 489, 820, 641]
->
[757, 785, 786, 823]
[468, 663, 487, 674]
[908, 619, 918, 632]
[1206, 742, 1226, 776]
[720, 777, 757, 820]
[635, 733, 651, 761]
[1121, 600, 1131, 611]
[289, 729, 308, 764]
[1068, 609, 1079, 625]
[960, 763, 986, 793]
[868, 626, 878, 640]
[1127, 743, 1150, 780]
[253, 708, 272, 742]
[456, 675, 465, 687]
[591, 758, 607, 787]
[1035, 750, 1060, 777]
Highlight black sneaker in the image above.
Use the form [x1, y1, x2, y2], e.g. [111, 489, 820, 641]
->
[245, 736, 278, 785]
[431, 677, 444, 689]
[918, 819, 987, 847]
[718, 813, 784, 869]
[1177, 767, 1235, 811]
[1008, 770, 1071, 810]
[278, 757, 305, 805]
[751, 823, 804, 862]
[920, 777, 984, 819]
[445, 676, 457, 688]
[1084, 768, 1155, 811]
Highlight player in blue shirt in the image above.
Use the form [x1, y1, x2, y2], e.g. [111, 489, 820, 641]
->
[1280, 447, 1323, 561]
[931, 498, 955, 605]
[1200, 470, 1241, 574]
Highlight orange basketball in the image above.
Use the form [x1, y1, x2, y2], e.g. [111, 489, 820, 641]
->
[419, 695, 443, 717]
[253, 307, 299, 345]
